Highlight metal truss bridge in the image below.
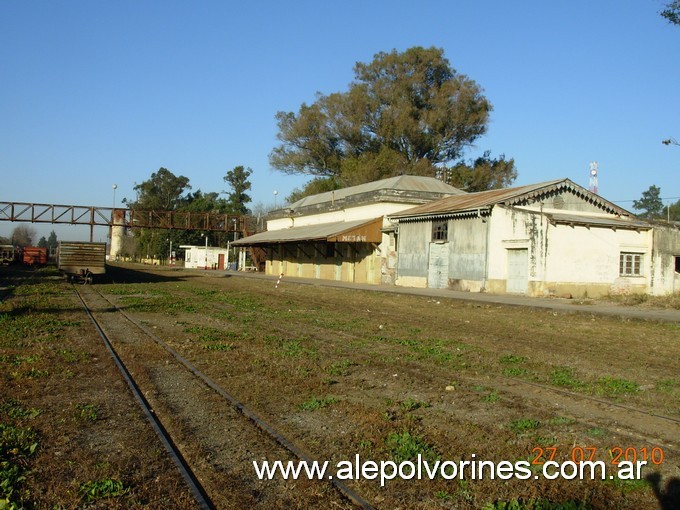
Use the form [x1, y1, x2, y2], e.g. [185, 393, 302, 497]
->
[0, 201, 248, 241]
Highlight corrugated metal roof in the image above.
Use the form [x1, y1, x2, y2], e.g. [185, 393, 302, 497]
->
[547, 213, 651, 230]
[233, 217, 383, 245]
[287, 175, 465, 209]
[389, 178, 632, 219]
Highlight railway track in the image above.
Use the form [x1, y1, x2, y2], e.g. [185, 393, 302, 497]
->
[73, 284, 374, 510]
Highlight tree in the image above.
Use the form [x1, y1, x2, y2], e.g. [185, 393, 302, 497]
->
[441, 151, 518, 192]
[662, 199, 680, 222]
[47, 230, 58, 253]
[223, 166, 253, 214]
[11, 225, 37, 247]
[270, 47, 510, 196]
[123, 168, 192, 261]
[662, 1, 680, 25]
[124, 167, 192, 211]
[38, 236, 48, 248]
[632, 185, 664, 219]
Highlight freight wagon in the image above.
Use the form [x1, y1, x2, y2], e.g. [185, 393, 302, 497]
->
[22, 246, 48, 266]
[57, 241, 107, 283]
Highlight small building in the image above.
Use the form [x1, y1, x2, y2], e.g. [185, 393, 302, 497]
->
[180, 245, 231, 270]
[233, 175, 463, 284]
[389, 178, 680, 297]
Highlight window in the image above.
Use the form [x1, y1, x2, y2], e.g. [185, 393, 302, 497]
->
[432, 221, 448, 242]
[675, 256, 680, 273]
[619, 252, 642, 276]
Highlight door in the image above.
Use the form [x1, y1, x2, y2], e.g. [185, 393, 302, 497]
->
[427, 242, 449, 289]
[218, 253, 225, 270]
[507, 248, 528, 294]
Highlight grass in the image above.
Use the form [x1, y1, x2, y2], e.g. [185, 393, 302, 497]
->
[75, 403, 100, 422]
[385, 430, 439, 463]
[299, 396, 338, 411]
[483, 499, 590, 510]
[594, 377, 638, 396]
[508, 418, 541, 434]
[0, 423, 39, 507]
[78, 478, 129, 502]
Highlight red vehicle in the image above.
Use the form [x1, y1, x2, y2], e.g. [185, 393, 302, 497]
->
[22, 246, 48, 266]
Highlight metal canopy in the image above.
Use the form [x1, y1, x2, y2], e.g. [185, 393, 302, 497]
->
[232, 217, 384, 246]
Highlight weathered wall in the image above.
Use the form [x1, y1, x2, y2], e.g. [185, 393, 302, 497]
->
[264, 242, 380, 284]
[650, 225, 680, 295]
[395, 220, 430, 281]
[446, 217, 488, 290]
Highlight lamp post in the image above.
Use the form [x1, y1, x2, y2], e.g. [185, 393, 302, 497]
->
[110, 184, 118, 243]
[202, 233, 208, 270]
[232, 218, 238, 270]
[273, 190, 278, 208]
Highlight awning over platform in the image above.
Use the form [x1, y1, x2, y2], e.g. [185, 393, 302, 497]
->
[232, 217, 384, 246]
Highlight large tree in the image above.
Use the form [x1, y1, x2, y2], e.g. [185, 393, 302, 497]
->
[271, 47, 512, 197]
[123, 168, 193, 260]
[223, 166, 253, 214]
[125, 167, 192, 211]
[11, 225, 37, 247]
[441, 151, 517, 192]
[633, 185, 664, 219]
[662, 1, 680, 25]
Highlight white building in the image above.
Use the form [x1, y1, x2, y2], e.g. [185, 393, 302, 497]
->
[233, 175, 463, 284]
[390, 178, 680, 297]
[180, 245, 231, 270]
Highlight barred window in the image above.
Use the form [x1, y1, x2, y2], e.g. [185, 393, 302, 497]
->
[619, 252, 642, 276]
[432, 221, 448, 241]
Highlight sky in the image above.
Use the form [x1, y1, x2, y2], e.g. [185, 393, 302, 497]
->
[1, 0, 679, 242]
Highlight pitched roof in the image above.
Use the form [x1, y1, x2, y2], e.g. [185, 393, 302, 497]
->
[389, 178, 632, 219]
[232, 217, 383, 245]
[286, 175, 464, 210]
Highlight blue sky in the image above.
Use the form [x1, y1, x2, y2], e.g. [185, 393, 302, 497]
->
[1, 1, 678, 241]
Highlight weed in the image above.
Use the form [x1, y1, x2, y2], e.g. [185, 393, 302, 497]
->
[385, 430, 438, 463]
[357, 439, 373, 451]
[326, 360, 352, 376]
[23, 368, 49, 379]
[0, 399, 41, 420]
[550, 367, 584, 389]
[586, 427, 606, 438]
[203, 343, 235, 351]
[0, 423, 39, 507]
[58, 349, 90, 363]
[483, 498, 590, 509]
[299, 396, 338, 411]
[594, 377, 638, 396]
[483, 391, 501, 403]
[605, 476, 649, 493]
[508, 418, 541, 434]
[500, 354, 527, 364]
[655, 378, 677, 392]
[503, 367, 528, 377]
[400, 398, 429, 412]
[78, 478, 129, 502]
[549, 416, 576, 427]
[75, 403, 100, 422]
[280, 338, 316, 358]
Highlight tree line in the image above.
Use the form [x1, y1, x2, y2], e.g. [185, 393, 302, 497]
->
[116, 166, 254, 261]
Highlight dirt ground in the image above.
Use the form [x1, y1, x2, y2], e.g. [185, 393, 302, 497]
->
[1, 263, 679, 509]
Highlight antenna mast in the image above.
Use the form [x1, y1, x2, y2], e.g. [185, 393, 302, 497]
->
[588, 162, 598, 194]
